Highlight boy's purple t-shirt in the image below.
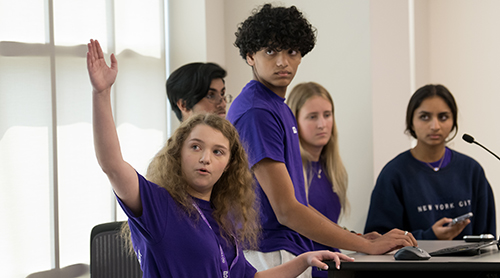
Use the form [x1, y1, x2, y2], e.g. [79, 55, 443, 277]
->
[227, 80, 313, 256]
[116, 173, 257, 278]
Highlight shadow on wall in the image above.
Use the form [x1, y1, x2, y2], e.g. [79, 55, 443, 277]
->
[26, 263, 89, 278]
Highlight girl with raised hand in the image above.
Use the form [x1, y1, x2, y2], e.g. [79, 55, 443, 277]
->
[87, 39, 353, 277]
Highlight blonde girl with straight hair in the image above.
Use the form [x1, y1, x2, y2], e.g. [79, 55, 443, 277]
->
[287, 82, 352, 277]
[287, 82, 350, 216]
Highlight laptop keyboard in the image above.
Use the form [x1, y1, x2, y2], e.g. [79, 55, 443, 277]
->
[429, 240, 498, 256]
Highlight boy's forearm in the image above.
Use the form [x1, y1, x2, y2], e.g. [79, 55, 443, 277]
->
[253, 160, 372, 253]
[281, 200, 371, 252]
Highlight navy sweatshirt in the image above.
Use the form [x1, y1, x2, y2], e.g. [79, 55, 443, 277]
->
[364, 149, 496, 239]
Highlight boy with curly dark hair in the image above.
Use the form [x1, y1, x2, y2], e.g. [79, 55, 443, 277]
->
[233, 4, 315, 97]
[227, 4, 417, 278]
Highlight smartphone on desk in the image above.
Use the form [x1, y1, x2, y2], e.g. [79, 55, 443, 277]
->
[450, 212, 473, 226]
[463, 234, 495, 242]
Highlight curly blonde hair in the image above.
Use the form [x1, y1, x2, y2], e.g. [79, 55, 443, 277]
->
[122, 113, 260, 251]
[287, 82, 350, 218]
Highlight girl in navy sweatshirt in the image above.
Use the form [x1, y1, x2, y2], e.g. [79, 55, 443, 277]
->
[365, 84, 496, 240]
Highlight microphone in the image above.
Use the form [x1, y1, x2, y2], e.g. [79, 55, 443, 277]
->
[462, 133, 500, 161]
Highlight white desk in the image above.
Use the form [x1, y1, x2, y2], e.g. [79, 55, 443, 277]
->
[325, 240, 500, 278]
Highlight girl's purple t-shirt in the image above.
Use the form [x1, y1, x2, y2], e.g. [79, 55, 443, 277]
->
[116, 173, 257, 278]
[307, 161, 341, 278]
[227, 80, 313, 256]
[308, 161, 342, 248]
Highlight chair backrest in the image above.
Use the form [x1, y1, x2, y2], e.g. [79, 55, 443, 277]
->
[90, 221, 143, 278]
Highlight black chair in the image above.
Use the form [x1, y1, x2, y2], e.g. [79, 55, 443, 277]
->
[90, 221, 143, 278]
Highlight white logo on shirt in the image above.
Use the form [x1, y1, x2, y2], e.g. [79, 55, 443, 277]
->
[292, 126, 297, 134]
[416, 199, 471, 213]
[136, 249, 142, 265]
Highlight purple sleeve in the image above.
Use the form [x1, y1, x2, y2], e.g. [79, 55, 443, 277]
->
[234, 108, 285, 168]
[115, 172, 169, 243]
[244, 259, 258, 278]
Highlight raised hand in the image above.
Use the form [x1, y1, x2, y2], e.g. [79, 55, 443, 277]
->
[87, 39, 118, 94]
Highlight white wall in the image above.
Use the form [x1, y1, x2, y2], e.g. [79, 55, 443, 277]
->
[425, 0, 500, 235]
[370, 0, 413, 184]
[168, 0, 207, 67]
[169, 0, 500, 236]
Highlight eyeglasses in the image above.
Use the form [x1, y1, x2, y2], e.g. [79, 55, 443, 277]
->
[205, 93, 233, 104]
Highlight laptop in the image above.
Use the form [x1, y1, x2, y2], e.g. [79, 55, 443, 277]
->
[429, 239, 498, 256]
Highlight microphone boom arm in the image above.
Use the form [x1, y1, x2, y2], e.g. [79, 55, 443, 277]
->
[473, 141, 500, 161]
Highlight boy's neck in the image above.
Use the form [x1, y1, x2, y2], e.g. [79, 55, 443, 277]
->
[254, 78, 287, 98]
